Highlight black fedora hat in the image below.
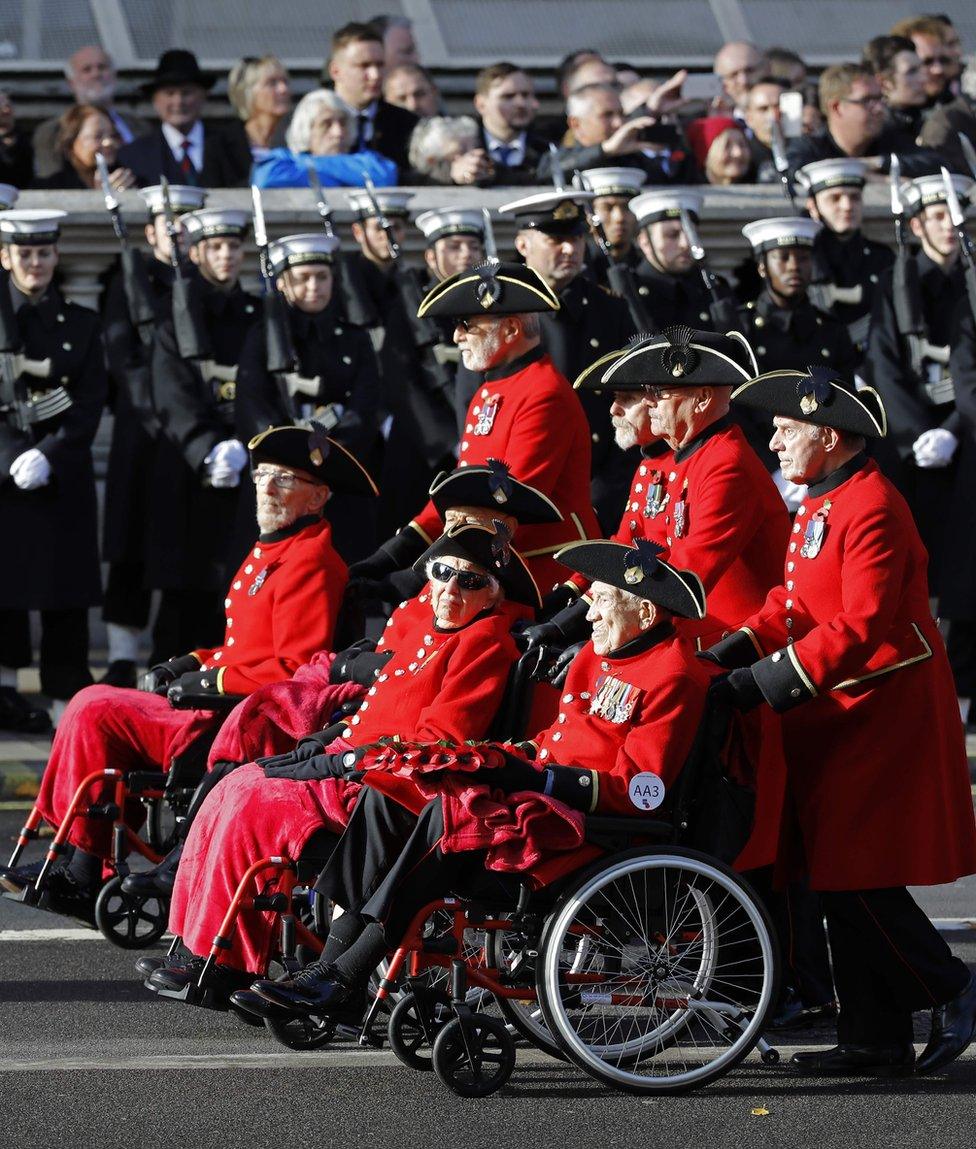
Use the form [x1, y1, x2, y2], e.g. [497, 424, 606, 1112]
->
[414, 521, 541, 609]
[556, 539, 706, 620]
[247, 423, 379, 496]
[141, 49, 215, 95]
[417, 260, 559, 319]
[428, 459, 562, 525]
[731, 367, 887, 438]
[581, 327, 758, 392]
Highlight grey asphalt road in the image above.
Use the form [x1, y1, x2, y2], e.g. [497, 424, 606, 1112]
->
[1, 809, 974, 1148]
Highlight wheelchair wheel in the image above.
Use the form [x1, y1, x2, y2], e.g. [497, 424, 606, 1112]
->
[264, 1013, 338, 1050]
[432, 1015, 516, 1097]
[94, 876, 169, 949]
[388, 989, 453, 1070]
[537, 846, 778, 1095]
[485, 928, 564, 1061]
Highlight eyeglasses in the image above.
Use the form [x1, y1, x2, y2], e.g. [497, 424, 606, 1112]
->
[645, 386, 678, 400]
[251, 467, 318, 489]
[455, 317, 495, 333]
[919, 55, 953, 67]
[428, 561, 492, 591]
[841, 95, 886, 107]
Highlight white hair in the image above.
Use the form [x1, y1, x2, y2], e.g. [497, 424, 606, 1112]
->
[286, 88, 349, 153]
[566, 82, 617, 119]
[408, 115, 478, 180]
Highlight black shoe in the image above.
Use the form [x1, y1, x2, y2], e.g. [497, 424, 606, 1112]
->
[0, 859, 45, 895]
[135, 947, 192, 979]
[769, 990, 838, 1031]
[791, 1043, 916, 1077]
[42, 868, 98, 927]
[228, 988, 294, 1021]
[148, 957, 253, 1003]
[0, 687, 51, 734]
[121, 843, 183, 898]
[100, 660, 138, 690]
[250, 961, 361, 1017]
[916, 973, 976, 1075]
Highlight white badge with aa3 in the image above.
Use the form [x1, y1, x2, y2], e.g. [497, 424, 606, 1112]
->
[628, 772, 666, 811]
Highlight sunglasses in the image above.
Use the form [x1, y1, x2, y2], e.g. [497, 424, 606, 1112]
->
[428, 561, 492, 591]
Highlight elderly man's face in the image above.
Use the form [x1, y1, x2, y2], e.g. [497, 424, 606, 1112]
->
[609, 391, 654, 449]
[571, 89, 624, 147]
[454, 315, 512, 372]
[587, 580, 648, 655]
[644, 387, 712, 450]
[69, 46, 116, 104]
[714, 43, 765, 105]
[252, 464, 329, 532]
[516, 228, 585, 290]
[152, 84, 206, 131]
[745, 83, 783, 147]
[769, 416, 828, 483]
[427, 555, 500, 628]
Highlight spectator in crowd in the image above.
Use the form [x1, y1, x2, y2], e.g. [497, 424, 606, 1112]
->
[473, 62, 548, 185]
[408, 115, 487, 185]
[251, 88, 397, 188]
[744, 76, 788, 181]
[563, 55, 620, 96]
[801, 83, 825, 134]
[371, 14, 420, 68]
[324, 21, 418, 173]
[686, 115, 752, 184]
[34, 104, 135, 191]
[118, 49, 248, 187]
[0, 88, 32, 188]
[786, 62, 943, 178]
[32, 46, 148, 180]
[765, 46, 807, 89]
[890, 15, 955, 106]
[712, 40, 766, 117]
[226, 55, 292, 167]
[863, 35, 929, 139]
[555, 49, 604, 98]
[383, 63, 440, 117]
[930, 13, 964, 90]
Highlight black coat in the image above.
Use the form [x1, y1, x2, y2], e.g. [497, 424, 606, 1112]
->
[537, 143, 696, 186]
[632, 259, 733, 331]
[366, 100, 419, 174]
[0, 284, 106, 609]
[809, 229, 894, 355]
[147, 282, 259, 591]
[785, 128, 944, 181]
[475, 122, 552, 187]
[100, 254, 174, 563]
[118, 124, 249, 188]
[941, 299, 976, 618]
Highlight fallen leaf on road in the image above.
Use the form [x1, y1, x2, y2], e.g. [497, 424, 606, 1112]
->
[751, 1107, 770, 1116]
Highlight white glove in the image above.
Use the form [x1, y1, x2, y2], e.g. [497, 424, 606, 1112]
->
[204, 439, 248, 489]
[772, 468, 806, 512]
[912, 427, 958, 469]
[9, 448, 51, 490]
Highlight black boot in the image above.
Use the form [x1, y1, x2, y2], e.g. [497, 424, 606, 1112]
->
[790, 1043, 916, 1076]
[0, 687, 51, 734]
[100, 660, 137, 689]
[916, 973, 976, 1074]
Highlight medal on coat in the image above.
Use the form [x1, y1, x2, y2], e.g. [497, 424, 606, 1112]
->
[248, 566, 271, 595]
[800, 500, 831, 560]
[673, 479, 689, 538]
[473, 394, 501, 436]
[590, 673, 641, 724]
[644, 470, 668, 518]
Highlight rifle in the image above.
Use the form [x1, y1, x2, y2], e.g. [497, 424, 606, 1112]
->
[547, 142, 568, 190]
[678, 206, 739, 330]
[769, 120, 797, 212]
[0, 272, 63, 435]
[161, 176, 212, 360]
[95, 151, 155, 332]
[958, 132, 976, 183]
[942, 165, 976, 326]
[251, 183, 297, 386]
[888, 155, 924, 347]
[306, 162, 376, 329]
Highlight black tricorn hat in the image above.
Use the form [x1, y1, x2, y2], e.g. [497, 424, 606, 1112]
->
[731, 367, 887, 438]
[414, 521, 542, 609]
[429, 459, 563, 525]
[141, 49, 215, 95]
[556, 539, 706, 620]
[417, 260, 559, 319]
[581, 327, 758, 392]
[248, 423, 379, 496]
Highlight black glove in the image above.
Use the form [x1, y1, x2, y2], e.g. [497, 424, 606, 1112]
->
[166, 669, 222, 706]
[141, 654, 201, 694]
[516, 620, 567, 654]
[256, 736, 331, 771]
[347, 569, 425, 607]
[695, 650, 722, 665]
[329, 639, 376, 684]
[539, 583, 580, 617]
[708, 668, 764, 712]
[473, 749, 548, 795]
[547, 641, 585, 687]
[262, 747, 364, 781]
[347, 529, 426, 581]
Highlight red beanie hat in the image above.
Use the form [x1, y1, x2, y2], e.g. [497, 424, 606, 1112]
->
[686, 116, 740, 168]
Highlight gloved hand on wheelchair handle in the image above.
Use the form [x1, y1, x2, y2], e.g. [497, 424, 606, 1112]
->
[141, 654, 204, 694]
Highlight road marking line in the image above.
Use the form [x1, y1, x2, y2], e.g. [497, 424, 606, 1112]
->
[931, 918, 976, 931]
[0, 928, 102, 942]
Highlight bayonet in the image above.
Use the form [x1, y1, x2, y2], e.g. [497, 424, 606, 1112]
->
[547, 142, 567, 191]
[941, 165, 976, 326]
[305, 163, 336, 238]
[942, 165, 968, 231]
[363, 176, 399, 260]
[958, 132, 976, 182]
[679, 207, 706, 264]
[769, 120, 796, 212]
[481, 207, 499, 264]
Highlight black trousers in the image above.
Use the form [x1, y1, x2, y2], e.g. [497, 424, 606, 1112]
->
[0, 608, 92, 699]
[316, 788, 519, 946]
[821, 886, 970, 1044]
[102, 561, 152, 631]
[947, 619, 976, 700]
[148, 589, 225, 666]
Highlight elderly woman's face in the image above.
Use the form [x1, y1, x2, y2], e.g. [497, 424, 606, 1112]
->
[309, 108, 349, 155]
[427, 555, 500, 628]
[586, 580, 648, 655]
[705, 127, 751, 185]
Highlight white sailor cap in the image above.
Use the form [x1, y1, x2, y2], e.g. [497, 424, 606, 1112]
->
[414, 208, 485, 245]
[0, 208, 67, 245]
[498, 190, 594, 235]
[630, 188, 703, 227]
[180, 208, 250, 244]
[573, 167, 647, 199]
[902, 173, 974, 217]
[268, 233, 340, 276]
[795, 158, 868, 196]
[742, 215, 822, 254]
[345, 189, 412, 219]
[138, 184, 208, 218]
[0, 184, 19, 211]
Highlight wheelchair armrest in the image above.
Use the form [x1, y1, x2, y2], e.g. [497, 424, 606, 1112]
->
[168, 691, 246, 713]
[583, 815, 674, 851]
[127, 770, 168, 794]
